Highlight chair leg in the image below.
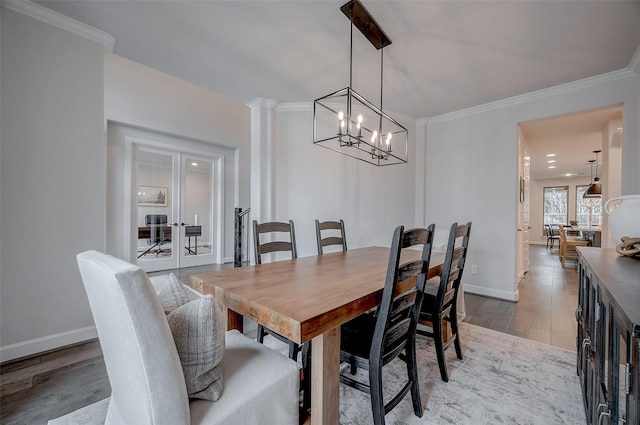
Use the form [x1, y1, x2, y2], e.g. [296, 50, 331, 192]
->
[302, 341, 311, 412]
[258, 325, 300, 361]
[257, 324, 265, 343]
[369, 361, 386, 425]
[289, 340, 300, 361]
[433, 317, 450, 382]
[406, 339, 423, 418]
[450, 309, 463, 360]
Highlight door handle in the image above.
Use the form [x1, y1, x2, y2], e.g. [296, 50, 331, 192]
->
[517, 228, 522, 231]
[171, 223, 179, 227]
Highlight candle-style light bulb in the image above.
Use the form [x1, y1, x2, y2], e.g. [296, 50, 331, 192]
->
[371, 130, 378, 146]
[386, 132, 392, 151]
[357, 114, 363, 124]
[338, 111, 344, 135]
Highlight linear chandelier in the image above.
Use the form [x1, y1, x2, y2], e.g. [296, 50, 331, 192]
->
[313, 0, 408, 166]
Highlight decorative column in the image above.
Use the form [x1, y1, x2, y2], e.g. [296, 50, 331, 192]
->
[248, 98, 278, 263]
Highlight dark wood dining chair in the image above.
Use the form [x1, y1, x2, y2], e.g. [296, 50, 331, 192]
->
[253, 220, 298, 265]
[252, 220, 302, 361]
[340, 224, 435, 425]
[301, 219, 348, 411]
[315, 219, 347, 254]
[417, 221, 471, 382]
[545, 224, 560, 250]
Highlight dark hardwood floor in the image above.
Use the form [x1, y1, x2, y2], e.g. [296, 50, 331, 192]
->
[0, 245, 578, 424]
[464, 245, 579, 351]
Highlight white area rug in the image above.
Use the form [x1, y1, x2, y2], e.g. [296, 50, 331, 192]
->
[268, 322, 585, 425]
[49, 323, 584, 425]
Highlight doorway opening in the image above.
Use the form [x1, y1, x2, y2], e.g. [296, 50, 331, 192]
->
[517, 105, 623, 275]
[107, 122, 238, 272]
[134, 146, 222, 272]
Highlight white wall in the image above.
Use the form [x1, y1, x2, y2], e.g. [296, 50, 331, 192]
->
[0, 8, 251, 361]
[601, 119, 624, 248]
[260, 105, 419, 259]
[1, 8, 106, 360]
[104, 55, 251, 263]
[418, 70, 640, 302]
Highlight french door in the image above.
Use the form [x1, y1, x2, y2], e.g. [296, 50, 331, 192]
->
[134, 145, 222, 272]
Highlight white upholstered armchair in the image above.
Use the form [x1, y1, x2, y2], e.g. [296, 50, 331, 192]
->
[48, 250, 299, 425]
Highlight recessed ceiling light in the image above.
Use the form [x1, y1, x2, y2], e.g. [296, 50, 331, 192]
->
[548, 166, 556, 169]
[191, 162, 198, 167]
[564, 173, 575, 177]
[547, 160, 556, 163]
[546, 153, 556, 157]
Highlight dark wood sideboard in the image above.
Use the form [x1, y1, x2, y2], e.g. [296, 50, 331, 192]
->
[576, 247, 640, 425]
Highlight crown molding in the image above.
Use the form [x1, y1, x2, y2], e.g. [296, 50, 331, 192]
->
[628, 44, 640, 74]
[246, 98, 279, 110]
[416, 117, 429, 127]
[427, 69, 635, 125]
[246, 98, 262, 109]
[264, 98, 278, 109]
[2, 0, 115, 53]
[277, 102, 312, 112]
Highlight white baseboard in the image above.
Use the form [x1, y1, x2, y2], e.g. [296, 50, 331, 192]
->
[464, 284, 519, 302]
[529, 241, 547, 246]
[0, 326, 97, 363]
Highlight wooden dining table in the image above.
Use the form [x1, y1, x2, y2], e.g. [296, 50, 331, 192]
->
[190, 246, 444, 425]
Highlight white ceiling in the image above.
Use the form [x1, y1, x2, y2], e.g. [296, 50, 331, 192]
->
[36, 0, 640, 120]
[33, 1, 638, 180]
[522, 106, 623, 180]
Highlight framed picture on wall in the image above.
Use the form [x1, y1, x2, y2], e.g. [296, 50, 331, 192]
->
[138, 186, 168, 206]
[519, 177, 525, 203]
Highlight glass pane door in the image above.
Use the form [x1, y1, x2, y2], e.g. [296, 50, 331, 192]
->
[136, 149, 179, 271]
[179, 155, 217, 267]
[134, 145, 221, 272]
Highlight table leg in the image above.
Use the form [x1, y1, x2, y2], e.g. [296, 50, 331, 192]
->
[311, 326, 340, 425]
[223, 307, 244, 333]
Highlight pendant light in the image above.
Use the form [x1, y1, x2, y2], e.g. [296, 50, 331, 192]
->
[583, 150, 602, 198]
[312, 0, 408, 166]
